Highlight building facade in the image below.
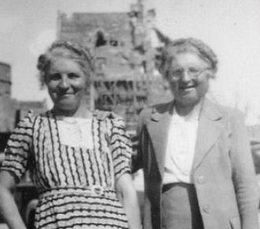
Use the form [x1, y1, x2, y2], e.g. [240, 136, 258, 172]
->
[0, 62, 16, 133]
[57, 0, 167, 132]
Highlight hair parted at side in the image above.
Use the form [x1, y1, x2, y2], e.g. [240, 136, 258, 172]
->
[159, 37, 218, 76]
[37, 40, 94, 87]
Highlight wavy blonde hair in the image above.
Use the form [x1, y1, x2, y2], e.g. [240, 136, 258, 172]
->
[37, 40, 94, 87]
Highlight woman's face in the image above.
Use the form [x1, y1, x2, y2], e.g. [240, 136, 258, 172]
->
[45, 58, 88, 114]
[166, 52, 212, 107]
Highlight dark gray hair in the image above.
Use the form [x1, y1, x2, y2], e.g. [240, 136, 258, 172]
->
[37, 40, 94, 87]
[159, 37, 218, 77]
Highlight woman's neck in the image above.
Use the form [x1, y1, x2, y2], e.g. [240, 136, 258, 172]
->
[175, 100, 202, 117]
[52, 105, 92, 119]
[175, 104, 194, 116]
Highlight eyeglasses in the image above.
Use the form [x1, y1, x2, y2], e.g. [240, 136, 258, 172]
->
[167, 67, 210, 81]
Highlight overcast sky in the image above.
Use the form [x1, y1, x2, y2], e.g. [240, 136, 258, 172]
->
[1, 0, 260, 125]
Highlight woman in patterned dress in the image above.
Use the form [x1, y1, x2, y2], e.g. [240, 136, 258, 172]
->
[0, 41, 142, 229]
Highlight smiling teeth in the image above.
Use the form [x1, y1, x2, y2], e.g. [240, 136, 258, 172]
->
[182, 86, 194, 89]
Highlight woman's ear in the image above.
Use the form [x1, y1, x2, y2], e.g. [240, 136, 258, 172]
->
[207, 70, 216, 79]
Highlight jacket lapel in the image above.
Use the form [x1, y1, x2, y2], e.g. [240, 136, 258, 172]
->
[146, 101, 173, 177]
[193, 99, 225, 170]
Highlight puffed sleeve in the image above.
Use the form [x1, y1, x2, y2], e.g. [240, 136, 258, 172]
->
[1, 113, 34, 182]
[110, 116, 132, 180]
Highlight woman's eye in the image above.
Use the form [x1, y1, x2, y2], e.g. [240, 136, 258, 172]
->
[170, 69, 182, 76]
[189, 67, 201, 74]
[174, 69, 182, 75]
[49, 73, 61, 80]
[68, 73, 79, 79]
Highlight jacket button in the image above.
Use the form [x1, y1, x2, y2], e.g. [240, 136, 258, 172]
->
[197, 175, 205, 184]
[203, 205, 210, 213]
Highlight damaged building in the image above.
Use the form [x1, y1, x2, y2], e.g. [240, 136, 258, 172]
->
[0, 62, 47, 153]
[57, 0, 169, 133]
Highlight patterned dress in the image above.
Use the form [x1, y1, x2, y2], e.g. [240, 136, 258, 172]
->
[1, 110, 132, 229]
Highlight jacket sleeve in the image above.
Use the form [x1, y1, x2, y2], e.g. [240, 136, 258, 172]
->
[230, 110, 259, 229]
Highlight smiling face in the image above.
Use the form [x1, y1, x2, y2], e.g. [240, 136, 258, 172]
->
[166, 52, 212, 108]
[45, 58, 88, 115]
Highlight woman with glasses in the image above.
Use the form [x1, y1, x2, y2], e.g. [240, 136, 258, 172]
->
[133, 37, 259, 229]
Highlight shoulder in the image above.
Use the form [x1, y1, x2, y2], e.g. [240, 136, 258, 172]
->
[93, 109, 122, 120]
[10, 111, 40, 138]
[93, 109, 125, 126]
[204, 99, 246, 124]
[16, 110, 36, 128]
[140, 101, 172, 116]
[17, 110, 54, 128]
[213, 101, 244, 118]
[139, 101, 173, 121]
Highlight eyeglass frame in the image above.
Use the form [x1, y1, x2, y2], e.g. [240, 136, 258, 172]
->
[166, 67, 211, 81]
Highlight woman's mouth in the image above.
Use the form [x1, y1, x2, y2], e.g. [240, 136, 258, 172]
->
[179, 85, 195, 91]
[58, 93, 74, 98]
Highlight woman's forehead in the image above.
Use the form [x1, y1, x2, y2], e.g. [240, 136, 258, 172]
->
[167, 43, 199, 54]
[167, 51, 210, 67]
[49, 58, 82, 71]
[163, 42, 216, 71]
[166, 46, 201, 59]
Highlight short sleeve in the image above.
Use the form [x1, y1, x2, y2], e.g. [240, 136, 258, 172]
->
[1, 113, 34, 182]
[110, 116, 132, 180]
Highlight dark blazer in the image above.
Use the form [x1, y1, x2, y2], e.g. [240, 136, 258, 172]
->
[133, 98, 259, 229]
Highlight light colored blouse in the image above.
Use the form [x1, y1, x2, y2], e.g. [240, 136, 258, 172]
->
[57, 117, 93, 149]
[163, 102, 202, 184]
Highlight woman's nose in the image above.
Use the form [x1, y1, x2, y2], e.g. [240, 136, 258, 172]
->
[181, 70, 192, 82]
[59, 76, 69, 89]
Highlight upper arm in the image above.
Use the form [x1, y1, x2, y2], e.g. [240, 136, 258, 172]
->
[109, 116, 132, 180]
[229, 110, 259, 202]
[230, 111, 255, 176]
[1, 114, 33, 183]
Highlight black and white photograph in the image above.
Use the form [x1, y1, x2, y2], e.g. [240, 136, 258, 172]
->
[0, 0, 260, 228]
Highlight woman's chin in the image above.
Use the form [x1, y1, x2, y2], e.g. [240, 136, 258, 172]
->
[53, 104, 79, 115]
[176, 95, 201, 107]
